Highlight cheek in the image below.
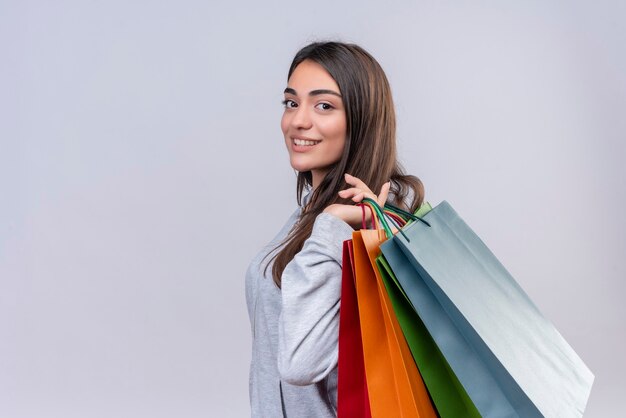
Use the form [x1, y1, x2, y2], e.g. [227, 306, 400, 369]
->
[319, 118, 346, 142]
[280, 113, 290, 137]
[319, 116, 347, 146]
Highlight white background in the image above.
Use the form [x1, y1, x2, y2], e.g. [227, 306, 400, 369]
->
[1, 0, 624, 416]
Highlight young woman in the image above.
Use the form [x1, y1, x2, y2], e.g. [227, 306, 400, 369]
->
[245, 41, 424, 417]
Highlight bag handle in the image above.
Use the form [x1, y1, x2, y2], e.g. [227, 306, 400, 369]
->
[384, 202, 431, 228]
[359, 203, 406, 231]
[360, 198, 430, 242]
[359, 202, 379, 230]
[359, 198, 397, 240]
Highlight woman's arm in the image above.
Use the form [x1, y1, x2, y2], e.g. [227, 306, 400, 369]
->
[277, 212, 353, 386]
[278, 174, 391, 385]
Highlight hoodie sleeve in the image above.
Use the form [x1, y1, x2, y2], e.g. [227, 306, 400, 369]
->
[277, 212, 354, 386]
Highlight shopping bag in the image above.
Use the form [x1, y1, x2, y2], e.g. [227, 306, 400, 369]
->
[382, 200, 594, 418]
[353, 228, 437, 418]
[337, 240, 371, 418]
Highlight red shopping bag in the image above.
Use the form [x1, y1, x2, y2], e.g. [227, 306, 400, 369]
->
[337, 239, 371, 418]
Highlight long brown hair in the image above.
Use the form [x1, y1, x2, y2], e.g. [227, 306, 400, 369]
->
[266, 41, 424, 288]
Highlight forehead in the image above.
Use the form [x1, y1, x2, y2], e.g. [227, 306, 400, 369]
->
[287, 60, 340, 93]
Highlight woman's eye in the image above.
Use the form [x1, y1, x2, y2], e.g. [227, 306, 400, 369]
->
[282, 99, 297, 109]
[316, 103, 333, 111]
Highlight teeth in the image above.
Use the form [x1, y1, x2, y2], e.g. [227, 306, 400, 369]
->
[294, 138, 320, 146]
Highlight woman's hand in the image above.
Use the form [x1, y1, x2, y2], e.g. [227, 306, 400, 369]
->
[323, 173, 390, 229]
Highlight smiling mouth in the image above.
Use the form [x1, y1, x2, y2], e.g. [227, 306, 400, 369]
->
[293, 138, 321, 146]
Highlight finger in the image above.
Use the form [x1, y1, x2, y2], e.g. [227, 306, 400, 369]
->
[377, 182, 391, 207]
[338, 187, 364, 198]
[344, 173, 374, 195]
[351, 191, 366, 203]
[346, 189, 379, 203]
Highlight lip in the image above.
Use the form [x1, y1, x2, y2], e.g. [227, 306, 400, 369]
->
[291, 137, 322, 153]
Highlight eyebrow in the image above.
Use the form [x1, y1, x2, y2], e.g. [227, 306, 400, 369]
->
[284, 87, 342, 98]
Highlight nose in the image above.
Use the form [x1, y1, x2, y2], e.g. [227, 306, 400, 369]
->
[290, 105, 313, 130]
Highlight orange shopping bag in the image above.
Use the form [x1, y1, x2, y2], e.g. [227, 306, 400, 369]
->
[352, 227, 437, 418]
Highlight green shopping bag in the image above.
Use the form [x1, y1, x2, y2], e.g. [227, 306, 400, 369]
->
[376, 254, 481, 418]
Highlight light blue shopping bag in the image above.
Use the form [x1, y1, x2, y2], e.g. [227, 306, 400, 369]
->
[380, 201, 594, 418]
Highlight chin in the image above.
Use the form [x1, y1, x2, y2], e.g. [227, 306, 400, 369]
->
[290, 165, 313, 174]
[288, 158, 313, 173]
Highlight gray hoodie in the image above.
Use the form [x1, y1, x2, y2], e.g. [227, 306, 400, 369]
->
[245, 191, 354, 417]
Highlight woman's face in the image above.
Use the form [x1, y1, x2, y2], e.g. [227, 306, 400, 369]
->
[281, 59, 347, 189]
